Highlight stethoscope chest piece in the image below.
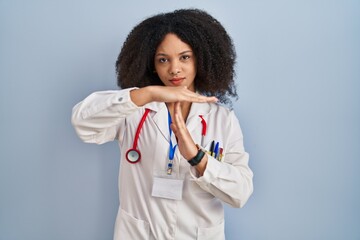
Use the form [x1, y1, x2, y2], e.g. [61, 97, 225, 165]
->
[126, 149, 141, 164]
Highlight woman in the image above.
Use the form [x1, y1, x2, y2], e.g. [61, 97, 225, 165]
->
[72, 9, 253, 240]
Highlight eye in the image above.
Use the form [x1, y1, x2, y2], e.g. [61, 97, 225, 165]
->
[180, 55, 191, 61]
[158, 58, 168, 63]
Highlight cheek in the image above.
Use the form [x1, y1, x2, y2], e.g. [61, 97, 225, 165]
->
[155, 66, 166, 76]
[187, 63, 197, 76]
[154, 66, 168, 82]
[186, 59, 196, 71]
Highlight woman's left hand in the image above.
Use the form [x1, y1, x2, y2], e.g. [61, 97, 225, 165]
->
[170, 102, 198, 159]
[170, 102, 208, 175]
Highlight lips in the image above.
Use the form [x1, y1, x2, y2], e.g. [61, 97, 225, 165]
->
[170, 77, 185, 85]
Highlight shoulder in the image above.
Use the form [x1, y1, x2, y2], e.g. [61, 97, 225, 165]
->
[207, 103, 241, 130]
[208, 102, 233, 117]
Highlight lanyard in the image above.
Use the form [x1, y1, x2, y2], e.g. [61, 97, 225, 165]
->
[167, 111, 177, 175]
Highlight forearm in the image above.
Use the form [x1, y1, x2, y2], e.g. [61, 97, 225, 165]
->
[130, 86, 154, 106]
[191, 150, 253, 208]
[71, 88, 139, 144]
[194, 154, 208, 176]
[190, 111, 254, 207]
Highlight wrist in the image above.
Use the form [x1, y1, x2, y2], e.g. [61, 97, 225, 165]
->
[147, 85, 165, 103]
[187, 144, 205, 166]
[130, 86, 153, 106]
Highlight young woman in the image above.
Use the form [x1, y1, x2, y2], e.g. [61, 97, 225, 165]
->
[72, 9, 253, 240]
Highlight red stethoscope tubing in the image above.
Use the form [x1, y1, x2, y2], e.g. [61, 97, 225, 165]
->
[125, 108, 151, 164]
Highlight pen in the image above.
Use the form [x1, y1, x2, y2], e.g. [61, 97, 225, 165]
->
[214, 142, 219, 159]
[209, 140, 214, 156]
[219, 148, 223, 161]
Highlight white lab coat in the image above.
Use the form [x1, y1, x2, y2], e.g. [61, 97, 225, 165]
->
[71, 88, 253, 240]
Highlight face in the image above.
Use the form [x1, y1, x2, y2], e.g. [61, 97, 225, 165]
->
[154, 33, 197, 92]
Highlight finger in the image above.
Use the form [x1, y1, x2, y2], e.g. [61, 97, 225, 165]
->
[183, 92, 218, 103]
[170, 123, 178, 135]
[172, 102, 189, 135]
[170, 103, 181, 133]
[174, 102, 182, 118]
[192, 95, 218, 103]
[162, 86, 218, 103]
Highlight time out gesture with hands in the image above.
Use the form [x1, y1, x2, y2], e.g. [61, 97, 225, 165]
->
[130, 86, 215, 175]
[170, 101, 209, 176]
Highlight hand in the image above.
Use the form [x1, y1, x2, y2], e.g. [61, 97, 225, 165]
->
[151, 86, 218, 103]
[170, 102, 208, 175]
[130, 86, 217, 106]
[170, 102, 198, 160]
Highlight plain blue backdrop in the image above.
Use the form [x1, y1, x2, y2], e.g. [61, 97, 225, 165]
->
[1, 0, 359, 239]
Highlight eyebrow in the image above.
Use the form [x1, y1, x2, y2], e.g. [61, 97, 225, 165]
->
[155, 50, 193, 57]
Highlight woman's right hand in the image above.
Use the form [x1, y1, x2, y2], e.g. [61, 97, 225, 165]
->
[130, 86, 218, 106]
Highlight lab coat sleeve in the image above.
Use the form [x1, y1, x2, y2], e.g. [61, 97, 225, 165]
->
[71, 88, 140, 144]
[190, 111, 254, 208]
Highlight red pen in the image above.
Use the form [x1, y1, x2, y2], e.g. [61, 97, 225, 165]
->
[218, 148, 223, 161]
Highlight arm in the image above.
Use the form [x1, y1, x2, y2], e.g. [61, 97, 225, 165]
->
[71, 88, 140, 144]
[71, 86, 217, 144]
[171, 104, 253, 208]
[191, 111, 254, 208]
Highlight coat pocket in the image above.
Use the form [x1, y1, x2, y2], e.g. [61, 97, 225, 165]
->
[197, 221, 225, 240]
[114, 208, 150, 240]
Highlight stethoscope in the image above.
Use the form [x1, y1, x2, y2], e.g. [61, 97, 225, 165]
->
[125, 108, 207, 164]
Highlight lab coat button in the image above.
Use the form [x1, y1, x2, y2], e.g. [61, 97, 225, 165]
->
[118, 97, 123, 102]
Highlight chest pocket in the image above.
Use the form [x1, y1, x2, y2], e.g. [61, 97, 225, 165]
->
[202, 139, 224, 162]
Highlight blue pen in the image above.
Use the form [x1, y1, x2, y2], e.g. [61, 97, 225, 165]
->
[213, 142, 219, 158]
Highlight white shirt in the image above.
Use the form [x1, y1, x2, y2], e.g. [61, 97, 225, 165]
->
[71, 88, 253, 240]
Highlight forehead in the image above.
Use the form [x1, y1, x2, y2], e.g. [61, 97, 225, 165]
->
[155, 33, 193, 54]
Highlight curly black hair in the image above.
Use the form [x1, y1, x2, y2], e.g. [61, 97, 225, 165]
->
[116, 8, 238, 105]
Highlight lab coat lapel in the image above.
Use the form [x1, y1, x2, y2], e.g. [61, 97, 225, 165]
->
[186, 102, 212, 136]
[146, 102, 171, 142]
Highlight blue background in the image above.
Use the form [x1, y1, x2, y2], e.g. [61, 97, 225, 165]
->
[1, 0, 359, 239]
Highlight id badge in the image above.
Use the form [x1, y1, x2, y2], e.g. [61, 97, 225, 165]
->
[151, 171, 184, 201]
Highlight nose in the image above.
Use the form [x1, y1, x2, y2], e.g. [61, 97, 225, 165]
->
[169, 61, 181, 75]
